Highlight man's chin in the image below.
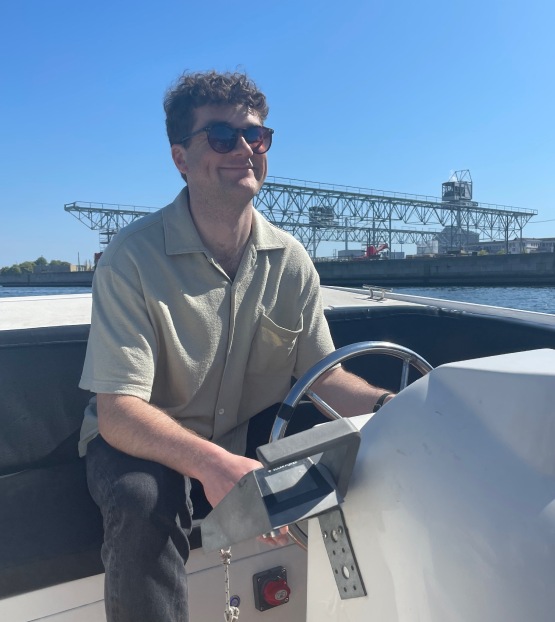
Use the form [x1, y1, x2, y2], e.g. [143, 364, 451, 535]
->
[219, 175, 263, 201]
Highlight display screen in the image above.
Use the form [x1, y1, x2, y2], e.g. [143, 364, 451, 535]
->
[261, 462, 333, 516]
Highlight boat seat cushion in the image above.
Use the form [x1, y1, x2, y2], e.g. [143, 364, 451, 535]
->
[0, 325, 92, 476]
[0, 459, 104, 599]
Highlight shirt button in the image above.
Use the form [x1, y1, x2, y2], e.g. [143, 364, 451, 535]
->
[218, 408, 225, 415]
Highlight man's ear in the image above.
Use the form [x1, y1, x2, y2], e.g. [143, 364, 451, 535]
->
[171, 144, 189, 177]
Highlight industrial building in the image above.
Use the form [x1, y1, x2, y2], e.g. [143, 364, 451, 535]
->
[468, 238, 555, 255]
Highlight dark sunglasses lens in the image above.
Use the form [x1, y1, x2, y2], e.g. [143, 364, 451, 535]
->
[207, 125, 236, 153]
[245, 127, 272, 154]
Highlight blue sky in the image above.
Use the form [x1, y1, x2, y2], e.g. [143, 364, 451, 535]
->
[1, 0, 554, 266]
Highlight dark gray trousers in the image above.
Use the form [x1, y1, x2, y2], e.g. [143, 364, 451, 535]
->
[86, 434, 193, 622]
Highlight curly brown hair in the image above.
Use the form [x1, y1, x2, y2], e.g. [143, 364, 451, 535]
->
[164, 70, 269, 147]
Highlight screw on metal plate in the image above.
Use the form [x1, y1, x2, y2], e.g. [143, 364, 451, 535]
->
[318, 508, 367, 599]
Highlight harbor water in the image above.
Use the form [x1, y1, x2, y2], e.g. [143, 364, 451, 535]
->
[0, 287, 94, 298]
[0, 286, 554, 315]
[394, 286, 555, 315]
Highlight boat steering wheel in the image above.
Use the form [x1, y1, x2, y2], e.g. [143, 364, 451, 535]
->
[268, 341, 433, 550]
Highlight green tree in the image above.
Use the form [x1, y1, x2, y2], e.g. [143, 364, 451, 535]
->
[4, 265, 22, 276]
[49, 259, 71, 270]
[477, 249, 488, 256]
[19, 261, 35, 273]
[35, 256, 48, 266]
[496, 248, 506, 255]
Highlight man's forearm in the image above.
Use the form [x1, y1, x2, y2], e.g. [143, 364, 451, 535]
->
[96, 394, 268, 511]
[311, 367, 394, 418]
[97, 393, 225, 481]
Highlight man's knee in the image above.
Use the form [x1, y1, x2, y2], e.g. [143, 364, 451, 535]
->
[110, 470, 166, 519]
[87, 437, 186, 525]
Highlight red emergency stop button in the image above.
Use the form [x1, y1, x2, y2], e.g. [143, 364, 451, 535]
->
[263, 577, 291, 606]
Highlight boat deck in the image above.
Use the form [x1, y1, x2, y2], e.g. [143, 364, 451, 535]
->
[1, 286, 553, 332]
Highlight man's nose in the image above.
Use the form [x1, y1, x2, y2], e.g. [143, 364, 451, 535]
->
[231, 132, 254, 156]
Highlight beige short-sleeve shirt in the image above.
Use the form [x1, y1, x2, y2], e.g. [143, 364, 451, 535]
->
[78, 188, 335, 456]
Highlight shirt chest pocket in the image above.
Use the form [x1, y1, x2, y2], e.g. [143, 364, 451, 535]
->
[246, 313, 303, 376]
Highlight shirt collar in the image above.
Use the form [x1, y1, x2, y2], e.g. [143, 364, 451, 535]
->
[163, 187, 286, 256]
[251, 204, 286, 251]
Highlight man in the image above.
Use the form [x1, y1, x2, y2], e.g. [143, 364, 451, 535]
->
[79, 70, 393, 622]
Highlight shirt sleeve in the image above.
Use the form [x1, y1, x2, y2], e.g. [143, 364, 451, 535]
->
[79, 265, 157, 401]
[293, 267, 336, 379]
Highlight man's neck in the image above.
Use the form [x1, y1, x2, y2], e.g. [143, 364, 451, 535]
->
[187, 188, 253, 280]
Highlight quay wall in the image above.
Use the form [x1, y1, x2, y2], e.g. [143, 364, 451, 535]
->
[314, 253, 555, 287]
[0, 271, 94, 287]
[1, 253, 555, 288]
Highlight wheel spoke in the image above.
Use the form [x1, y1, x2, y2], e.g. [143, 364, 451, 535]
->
[306, 389, 342, 420]
[400, 359, 410, 391]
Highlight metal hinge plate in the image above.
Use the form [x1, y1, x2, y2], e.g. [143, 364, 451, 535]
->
[318, 508, 367, 600]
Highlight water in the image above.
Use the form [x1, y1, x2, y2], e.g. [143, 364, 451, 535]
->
[394, 286, 555, 315]
[0, 287, 92, 298]
[1, 285, 554, 315]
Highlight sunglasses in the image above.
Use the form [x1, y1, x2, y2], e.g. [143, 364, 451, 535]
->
[177, 123, 274, 154]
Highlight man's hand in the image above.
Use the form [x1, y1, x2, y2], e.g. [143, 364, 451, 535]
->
[257, 527, 289, 547]
[198, 452, 289, 547]
[199, 453, 262, 508]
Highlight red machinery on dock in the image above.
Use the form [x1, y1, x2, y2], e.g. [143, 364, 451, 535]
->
[354, 244, 388, 259]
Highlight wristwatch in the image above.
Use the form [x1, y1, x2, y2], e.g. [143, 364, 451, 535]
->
[373, 392, 393, 413]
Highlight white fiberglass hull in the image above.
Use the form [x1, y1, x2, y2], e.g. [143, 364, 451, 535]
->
[307, 350, 555, 622]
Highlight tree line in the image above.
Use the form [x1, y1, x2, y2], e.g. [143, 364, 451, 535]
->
[0, 256, 71, 276]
